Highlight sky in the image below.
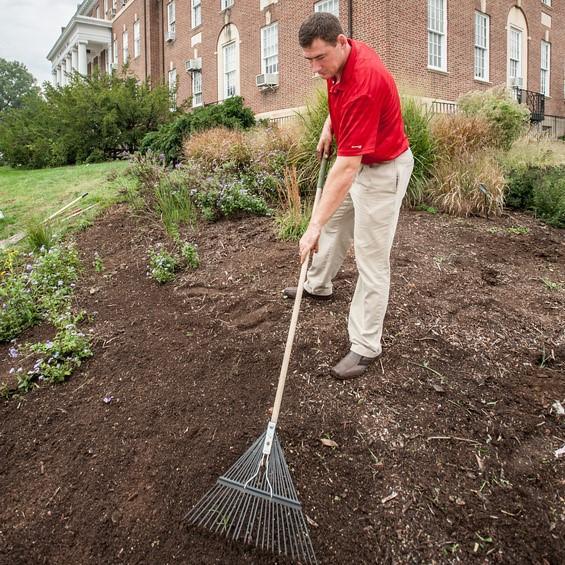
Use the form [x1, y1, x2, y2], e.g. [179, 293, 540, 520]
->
[0, 0, 81, 85]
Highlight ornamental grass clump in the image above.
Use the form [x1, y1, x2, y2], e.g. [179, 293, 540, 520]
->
[275, 165, 311, 241]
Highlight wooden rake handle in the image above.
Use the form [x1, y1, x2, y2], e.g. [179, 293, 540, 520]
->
[270, 156, 329, 425]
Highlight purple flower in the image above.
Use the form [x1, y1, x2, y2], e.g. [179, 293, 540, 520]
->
[8, 347, 18, 358]
[45, 341, 54, 350]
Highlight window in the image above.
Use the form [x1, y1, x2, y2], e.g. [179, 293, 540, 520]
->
[540, 40, 550, 96]
[167, 1, 176, 37]
[221, 0, 234, 10]
[104, 0, 108, 16]
[509, 26, 522, 83]
[542, 0, 551, 6]
[427, 0, 446, 71]
[192, 0, 201, 28]
[192, 70, 202, 106]
[314, 0, 339, 16]
[122, 30, 129, 63]
[474, 12, 489, 81]
[133, 20, 141, 58]
[168, 68, 177, 110]
[223, 41, 236, 98]
[261, 22, 279, 74]
[112, 39, 118, 65]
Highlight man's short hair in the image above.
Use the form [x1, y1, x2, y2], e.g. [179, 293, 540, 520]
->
[298, 13, 344, 48]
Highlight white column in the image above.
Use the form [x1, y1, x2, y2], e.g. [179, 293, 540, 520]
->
[71, 47, 78, 70]
[66, 54, 72, 79]
[61, 59, 67, 85]
[51, 70, 57, 85]
[78, 41, 88, 75]
[56, 65, 62, 85]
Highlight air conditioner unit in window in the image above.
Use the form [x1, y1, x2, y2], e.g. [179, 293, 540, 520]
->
[510, 77, 523, 88]
[185, 58, 202, 72]
[256, 73, 278, 88]
[166, 31, 176, 42]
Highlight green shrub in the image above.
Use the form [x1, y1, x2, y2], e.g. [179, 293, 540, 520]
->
[401, 97, 436, 205]
[148, 247, 177, 283]
[0, 274, 37, 341]
[180, 242, 200, 269]
[141, 96, 255, 164]
[457, 87, 530, 150]
[0, 72, 171, 169]
[533, 175, 565, 228]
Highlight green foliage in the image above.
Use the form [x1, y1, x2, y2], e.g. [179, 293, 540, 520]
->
[180, 241, 200, 269]
[140, 96, 256, 164]
[93, 252, 104, 273]
[25, 318, 93, 387]
[0, 244, 80, 342]
[155, 169, 198, 237]
[291, 88, 330, 192]
[148, 247, 177, 283]
[401, 97, 436, 205]
[25, 217, 55, 252]
[0, 72, 171, 168]
[0, 58, 39, 112]
[457, 87, 530, 150]
[505, 165, 565, 227]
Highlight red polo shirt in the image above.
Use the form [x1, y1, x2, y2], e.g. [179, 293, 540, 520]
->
[327, 39, 408, 164]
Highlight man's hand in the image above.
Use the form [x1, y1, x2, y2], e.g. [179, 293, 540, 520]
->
[316, 116, 333, 161]
[299, 222, 322, 264]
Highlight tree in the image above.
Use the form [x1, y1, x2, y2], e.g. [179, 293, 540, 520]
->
[0, 58, 38, 112]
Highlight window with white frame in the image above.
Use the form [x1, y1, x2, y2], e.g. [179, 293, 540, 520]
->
[261, 22, 279, 75]
[192, 70, 202, 106]
[474, 11, 489, 81]
[542, 0, 551, 6]
[112, 39, 118, 65]
[104, 0, 108, 16]
[223, 41, 236, 98]
[192, 0, 201, 28]
[540, 40, 550, 96]
[509, 26, 522, 83]
[314, 0, 339, 17]
[427, 0, 446, 71]
[167, 1, 176, 37]
[122, 30, 129, 63]
[168, 68, 177, 109]
[134, 20, 141, 58]
[221, 0, 234, 10]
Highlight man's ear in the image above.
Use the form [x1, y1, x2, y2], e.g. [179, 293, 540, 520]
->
[336, 34, 349, 48]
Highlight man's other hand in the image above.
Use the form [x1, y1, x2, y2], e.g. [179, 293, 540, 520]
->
[299, 222, 322, 264]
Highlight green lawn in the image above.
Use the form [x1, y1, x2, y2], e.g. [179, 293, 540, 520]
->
[0, 161, 129, 241]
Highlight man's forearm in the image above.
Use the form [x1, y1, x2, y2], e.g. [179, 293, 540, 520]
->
[311, 155, 361, 228]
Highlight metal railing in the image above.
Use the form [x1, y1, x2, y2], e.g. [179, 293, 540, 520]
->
[514, 88, 545, 122]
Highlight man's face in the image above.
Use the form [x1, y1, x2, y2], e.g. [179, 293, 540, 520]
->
[302, 36, 348, 80]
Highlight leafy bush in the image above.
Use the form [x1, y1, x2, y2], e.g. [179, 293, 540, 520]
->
[401, 97, 436, 205]
[180, 242, 199, 269]
[0, 274, 37, 341]
[141, 96, 255, 164]
[0, 72, 171, 169]
[457, 87, 530, 150]
[506, 165, 565, 227]
[148, 247, 177, 283]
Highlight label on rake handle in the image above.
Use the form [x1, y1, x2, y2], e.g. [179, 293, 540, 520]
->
[262, 422, 277, 456]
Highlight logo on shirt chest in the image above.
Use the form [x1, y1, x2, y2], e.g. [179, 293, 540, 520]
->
[351, 145, 363, 149]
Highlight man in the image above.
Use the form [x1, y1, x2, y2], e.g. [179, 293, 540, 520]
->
[283, 12, 413, 380]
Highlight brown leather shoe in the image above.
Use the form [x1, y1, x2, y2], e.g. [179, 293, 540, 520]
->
[331, 351, 378, 380]
[282, 287, 333, 301]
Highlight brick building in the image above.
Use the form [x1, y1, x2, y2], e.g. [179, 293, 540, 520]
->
[47, 1, 564, 131]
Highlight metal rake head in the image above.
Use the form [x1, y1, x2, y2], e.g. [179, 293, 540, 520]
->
[184, 429, 317, 564]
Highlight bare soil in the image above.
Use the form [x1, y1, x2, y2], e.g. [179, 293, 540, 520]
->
[1, 204, 564, 564]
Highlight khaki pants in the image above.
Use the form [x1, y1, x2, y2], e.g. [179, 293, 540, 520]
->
[304, 148, 414, 357]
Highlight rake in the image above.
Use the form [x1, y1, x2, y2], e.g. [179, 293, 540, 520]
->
[184, 157, 330, 564]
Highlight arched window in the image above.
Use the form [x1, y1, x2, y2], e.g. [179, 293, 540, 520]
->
[217, 24, 240, 101]
[506, 7, 528, 89]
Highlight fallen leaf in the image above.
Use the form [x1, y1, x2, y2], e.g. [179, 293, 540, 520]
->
[320, 438, 338, 448]
[305, 515, 319, 528]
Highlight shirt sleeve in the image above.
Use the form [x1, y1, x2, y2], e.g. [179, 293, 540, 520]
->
[336, 94, 382, 157]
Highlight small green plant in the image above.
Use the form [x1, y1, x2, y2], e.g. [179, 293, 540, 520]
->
[25, 217, 55, 252]
[0, 273, 38, 341]
[180, 241, 199, 269]
[26, 318, 93, 385]
[148, 247, 177, 283]
[415, 204, 438, 214]
[541, 277, 562, 291]
[506, 226, 529, 235]
[93, 252, 104, 273]
[155, 171, 197, 237]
